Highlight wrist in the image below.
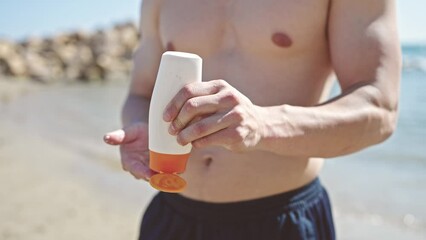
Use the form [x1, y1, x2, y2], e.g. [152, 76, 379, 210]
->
[255, 104, 293, 153]
[254, 105, 281, 151]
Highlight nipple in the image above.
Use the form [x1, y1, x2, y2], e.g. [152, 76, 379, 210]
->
[272, 32, 293, 48]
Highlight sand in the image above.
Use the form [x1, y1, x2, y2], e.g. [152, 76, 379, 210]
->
[0, 79, 424, 240]
[0, 80, 156, 240]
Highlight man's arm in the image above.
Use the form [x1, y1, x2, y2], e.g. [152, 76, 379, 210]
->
[122, 0, 163, 127]
[104, 0, 163, 180]
[257, 0, 401, 157]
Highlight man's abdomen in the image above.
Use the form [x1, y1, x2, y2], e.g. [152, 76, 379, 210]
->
[180, 147, 323, 202]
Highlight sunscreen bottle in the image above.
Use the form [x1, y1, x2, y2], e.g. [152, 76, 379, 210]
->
[148, 51, 202, 193]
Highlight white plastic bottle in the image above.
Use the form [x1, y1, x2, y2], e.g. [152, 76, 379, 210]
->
[148, 51, 202, 193]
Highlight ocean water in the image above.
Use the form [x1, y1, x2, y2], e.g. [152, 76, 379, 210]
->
[403, 44, 426, 72]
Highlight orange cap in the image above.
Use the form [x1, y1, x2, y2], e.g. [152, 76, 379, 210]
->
[149, 150, 190, 173]
[148, 150, 190, 193]
[149, 173, 187, 193]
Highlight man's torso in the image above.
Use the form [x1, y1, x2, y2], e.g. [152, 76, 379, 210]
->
[156, 0, 334, 202]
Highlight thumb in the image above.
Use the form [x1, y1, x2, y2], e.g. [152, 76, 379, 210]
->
[104, 123, 146, 145]
[104, 129, 126, 145]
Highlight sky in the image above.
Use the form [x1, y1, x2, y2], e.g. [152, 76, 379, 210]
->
[0, 0, 425, 44]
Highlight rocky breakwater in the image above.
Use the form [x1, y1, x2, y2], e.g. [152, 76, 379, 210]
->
[0, 22, 139, 83]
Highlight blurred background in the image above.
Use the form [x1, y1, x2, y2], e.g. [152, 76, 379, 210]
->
[0, 0, 425, 239]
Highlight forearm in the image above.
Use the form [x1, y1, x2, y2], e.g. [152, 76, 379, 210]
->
[121, 94, 151, 127]
[258, 84, 398, 158]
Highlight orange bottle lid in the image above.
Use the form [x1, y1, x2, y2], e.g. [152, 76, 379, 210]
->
[149, 151, 190, 174]
[149, 173, 187, 193]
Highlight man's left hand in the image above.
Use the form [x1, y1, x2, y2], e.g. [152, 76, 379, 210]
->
[163, 79, 265, 152]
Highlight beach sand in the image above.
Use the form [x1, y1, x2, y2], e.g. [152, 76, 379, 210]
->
[0, 80, 156, 240]
[0, 80, 424, 240]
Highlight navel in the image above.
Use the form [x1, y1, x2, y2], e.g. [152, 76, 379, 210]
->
[204, 157, 213, 167]
[271, 32, 293, 48]
[166, 42, 176, 51]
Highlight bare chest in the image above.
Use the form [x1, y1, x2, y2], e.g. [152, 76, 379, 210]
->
[159, 0, 330, 57]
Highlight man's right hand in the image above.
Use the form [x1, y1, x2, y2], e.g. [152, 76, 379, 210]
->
[103, 122, 156, 181]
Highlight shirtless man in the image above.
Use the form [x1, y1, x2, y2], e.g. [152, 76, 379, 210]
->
[104, 0, 401, 239]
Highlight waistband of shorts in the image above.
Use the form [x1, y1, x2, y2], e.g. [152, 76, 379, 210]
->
[160, 177, 324, 220]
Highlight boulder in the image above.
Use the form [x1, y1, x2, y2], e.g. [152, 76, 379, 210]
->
[1, 20, 139, 82]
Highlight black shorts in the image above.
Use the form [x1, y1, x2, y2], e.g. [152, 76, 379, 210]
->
[139, 178, 335, 240]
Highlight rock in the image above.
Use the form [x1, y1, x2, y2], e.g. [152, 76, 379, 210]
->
[6, 55, 28, 77]
[0, 59, 8, 76]
[21, 36, 45, 52]
[119, 25, 139, 59]
[82, 64, 105, 81]
[0, 40, 28, 77]
[0, 40, 14, 58]
[24, 50, 51, 81]
[0, 20, 139, 82]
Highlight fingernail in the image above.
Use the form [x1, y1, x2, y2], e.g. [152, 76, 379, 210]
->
[176, 135, 185, 146]
[164, 111, 171, 122]
[169, 124, 176, 135]
[104, 135, 110, 142]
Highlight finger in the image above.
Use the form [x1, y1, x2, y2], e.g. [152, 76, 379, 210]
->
[168, 94, 220, 135]
[163, 80, 227, 122]
[104, 129, 125, 145]
[121, 153, 156, 181]
[128, 161, 156, 181]
[191, 127, 237, 149]
[169, 89, 242, 135]
[176, 111, 236, 146]
[121, 151, 149, 170]
[104, 123, 147, 145]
